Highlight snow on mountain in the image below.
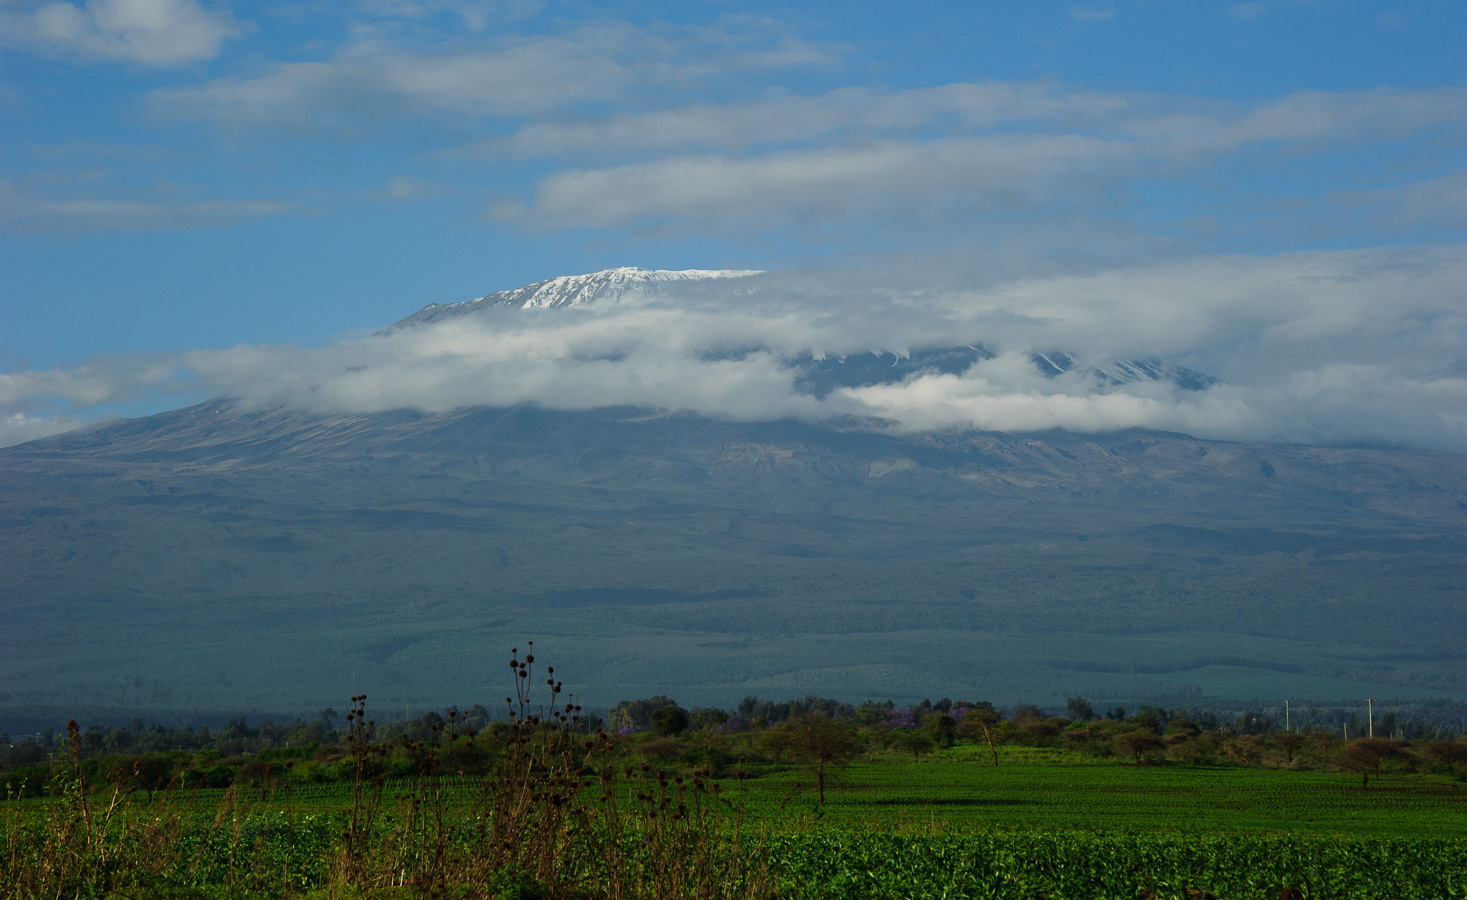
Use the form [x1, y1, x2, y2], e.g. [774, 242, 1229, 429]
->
[1031, 352, 1220, 392]
[387, 266, 761, 329]
[385, 267, 1220, 393]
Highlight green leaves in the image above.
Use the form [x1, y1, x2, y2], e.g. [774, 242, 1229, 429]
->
[764, 831, 1467, 900]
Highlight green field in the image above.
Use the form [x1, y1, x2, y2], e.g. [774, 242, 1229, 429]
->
[4, 740, 1464, 899]
[735, 747, 1467, 837]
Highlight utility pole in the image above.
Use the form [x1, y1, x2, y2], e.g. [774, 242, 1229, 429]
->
[1284, 700, 1290, 732]
[1366, 698, 1375, 738]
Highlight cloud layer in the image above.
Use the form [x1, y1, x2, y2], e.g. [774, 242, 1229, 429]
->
[5, 246, 1463, 452]
[0, 0, 245, 66]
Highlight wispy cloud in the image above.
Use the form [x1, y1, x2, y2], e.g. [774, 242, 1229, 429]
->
[494, 135, 1135, 231]
[1226, 2, 1268, 22]
[487, 86, 1466, 234]
[0, 178, 297, 234]
[0, 0, 246, 66]
[358, 0, 544, 31]
[464, 82, 1130, 160]
[147, 19, 845, 137]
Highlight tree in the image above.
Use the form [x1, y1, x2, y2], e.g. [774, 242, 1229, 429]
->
[1423, 739, 1467, 773]
[1273, 731, 1305, 764]
[1114, 729, 1165, 763]
[609, 696, 682, 733]
[649, 705, 690, 737]
[688, 707, 730, 732]
[759, 725, 793, 764]
[787, 713, 858, 805]
[887, 729, 934, 760]
[923, 712, 956, 749]
[1223, 734, 1265, 765]
[1336, 738, 1413, 789]
[955, 705, 1001, 766]
[1066, 697, 1096, 721]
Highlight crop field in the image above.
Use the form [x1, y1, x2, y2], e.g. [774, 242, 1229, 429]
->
[734, 747, 1467, 837]
[6, 744, 1464, 899]
[5, 676, 1466, 900]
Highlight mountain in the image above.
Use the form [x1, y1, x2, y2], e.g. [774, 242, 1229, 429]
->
[2, 397, 1462, 720]
[1030, 352, 1220, 392]
[388, 267, 1221, 394]
[386, 266, 761, 329]
[1, 268, 1462, 722]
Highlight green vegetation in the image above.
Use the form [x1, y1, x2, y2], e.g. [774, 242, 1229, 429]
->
[4, 652, 1466, 898]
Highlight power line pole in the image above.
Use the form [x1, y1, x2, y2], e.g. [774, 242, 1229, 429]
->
[1366, 698, 1375, 738]
[1284, 700, 1290, 732]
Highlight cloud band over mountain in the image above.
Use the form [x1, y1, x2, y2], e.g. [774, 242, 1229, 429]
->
[4, 245, 1463, 452]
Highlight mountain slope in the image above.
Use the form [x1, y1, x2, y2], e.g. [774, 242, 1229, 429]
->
[2, 399, 1462, 716]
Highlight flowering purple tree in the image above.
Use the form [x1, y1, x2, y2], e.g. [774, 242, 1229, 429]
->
[886, 708, 918, 730]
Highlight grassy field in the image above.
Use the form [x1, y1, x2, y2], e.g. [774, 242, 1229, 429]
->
[734, 746, 1467, 836]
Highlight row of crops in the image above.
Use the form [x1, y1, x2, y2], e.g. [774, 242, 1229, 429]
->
[764, 831, 1467, 900]
[5, 806, 1461, 899]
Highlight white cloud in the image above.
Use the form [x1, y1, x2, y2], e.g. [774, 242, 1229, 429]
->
[0, 178, 297, 233]
[0, 412, 94, 447]
[1322, 172, 1467, 234]
[3, 246, 1462, 452]
[0, 0, 245, 66]
[146, 20, 844, 135]
[484, 85, 1465, 233]
[467, 82, 1130, 159]
[497, 135, 1136, 231]
[1220, 87, 1467, 148]
[359, 0, 543, 31]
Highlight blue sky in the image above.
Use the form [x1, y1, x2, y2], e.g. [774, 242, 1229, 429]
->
[1, 0, 1464, 449]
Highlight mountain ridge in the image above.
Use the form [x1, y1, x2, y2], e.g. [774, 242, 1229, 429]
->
[386, 266, 762, 330]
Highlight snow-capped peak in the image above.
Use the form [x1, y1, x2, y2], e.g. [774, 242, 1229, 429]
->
[387, 267, 761, 330]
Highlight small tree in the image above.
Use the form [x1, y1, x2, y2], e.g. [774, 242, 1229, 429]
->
[1273, 731, 1305, 765]
[955, 705, 1001, 766]
[1424, 739, 1467, 773]
[787, 713, 858, 805]
[1337, 738, 1413, 789]
[1066, 697, 1096, 721]
[1114, 729, 1165, 763]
